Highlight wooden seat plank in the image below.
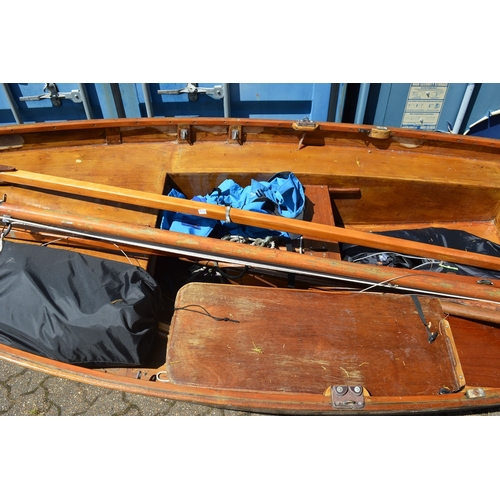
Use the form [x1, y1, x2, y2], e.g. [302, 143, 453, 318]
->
[167, 284, 463, 396]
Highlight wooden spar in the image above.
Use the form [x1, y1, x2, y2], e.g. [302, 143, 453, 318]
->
[441, 298, 500, 324]
[2, 168, 500, 272]
[3, 201, 500, 303]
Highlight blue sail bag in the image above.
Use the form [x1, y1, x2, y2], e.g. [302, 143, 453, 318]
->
[161, 172, 305, 239]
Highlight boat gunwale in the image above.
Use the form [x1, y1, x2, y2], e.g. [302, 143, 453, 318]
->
[1, 117, 500, 150]
[0, 341, 499, 415]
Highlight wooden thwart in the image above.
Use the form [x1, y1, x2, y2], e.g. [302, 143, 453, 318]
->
[167, 284, 465, 396]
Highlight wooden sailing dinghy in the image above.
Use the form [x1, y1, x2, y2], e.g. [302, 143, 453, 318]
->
[1, 117, 500, 414]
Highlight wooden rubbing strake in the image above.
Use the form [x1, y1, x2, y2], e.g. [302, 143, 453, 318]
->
[167, 284, 465, 396]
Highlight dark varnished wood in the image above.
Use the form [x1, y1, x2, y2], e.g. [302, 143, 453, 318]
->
[448, 315, 500, 388]
[167, 284, 463, 396]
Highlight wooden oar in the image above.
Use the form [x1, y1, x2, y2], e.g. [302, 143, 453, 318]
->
[2, 166, 500, 272]
[3, 201, 500, 303]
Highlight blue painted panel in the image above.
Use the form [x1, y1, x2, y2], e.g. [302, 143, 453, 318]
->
[230, 83, 331, 120]
[123, 83, 331, 121]
[367, 83, 473, 132]
[0, 83, 105, 124]
[333, 83, 348, 122]
[7, 83, 89, 123]
[119, 84, 142, 118]
[437, 83, 469, 132]
[0, 83, 334, 123]
[466, 111, 500, 138]
[93, 83, 120, 119]
[147, 83, 225, 118]
[463, 84, 500, 135]
[0, 85, 17, 124]
[239, 84, 313, 101]
[307, 84, 331, 122]
[370, 84, 407, 126]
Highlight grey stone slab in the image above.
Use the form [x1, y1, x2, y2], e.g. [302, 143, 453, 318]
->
[0, 361, 26, 381]
[0, 384, 11, 413]
[8, 369, 49, 399]
[122, 392, 176, 416]
[4, 386, 49, 416]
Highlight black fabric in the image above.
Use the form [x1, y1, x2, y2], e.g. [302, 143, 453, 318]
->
[341, 227, 500, 279]
[0, 241, 162, 367]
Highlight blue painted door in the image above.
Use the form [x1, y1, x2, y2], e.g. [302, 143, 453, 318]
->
[0, 83, 333, 124]
[1, 83, 96, 123]
[102, 83, 333, 121]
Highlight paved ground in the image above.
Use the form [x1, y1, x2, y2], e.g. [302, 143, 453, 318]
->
[2, 357, 500, 416]
[0, 358, 260, 416]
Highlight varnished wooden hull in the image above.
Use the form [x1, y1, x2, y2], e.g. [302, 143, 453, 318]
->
[2, 331, 500, 415]
[1, 118, 500, 414]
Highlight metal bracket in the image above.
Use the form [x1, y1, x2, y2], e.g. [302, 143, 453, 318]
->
[0, 220, 12, 252]
[157, 83, 224, 101]
[177, 124, 192, 144]
[0, 165, 16, 172]
[357, 126, 392, 139]
[465, 387, 486, 399]
[331, 385, 365, 410]
[228, 125, 242, 144]
[292, 117, 318, 132]
[19, 83, 82, 106]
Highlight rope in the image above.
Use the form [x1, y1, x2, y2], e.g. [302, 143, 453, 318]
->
[221, 234, 276, 248]
[173, 304, 240, 323]
[0, 222, 12, 252]
[3, 216, 499, 305]
[214, 263, 249, 280]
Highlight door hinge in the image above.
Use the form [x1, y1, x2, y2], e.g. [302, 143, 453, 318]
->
[157, 83, 224, 101]
[19, 83, 82, 106]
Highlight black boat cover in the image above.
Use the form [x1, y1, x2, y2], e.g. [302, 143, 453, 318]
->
[0, 241, 162, 367]
[342, 227, 500, 279]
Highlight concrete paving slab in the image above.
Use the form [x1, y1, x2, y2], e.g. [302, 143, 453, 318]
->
[0, 358, 260, 416]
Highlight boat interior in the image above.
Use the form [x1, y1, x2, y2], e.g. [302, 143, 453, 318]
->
[2, 120, 500, 411]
